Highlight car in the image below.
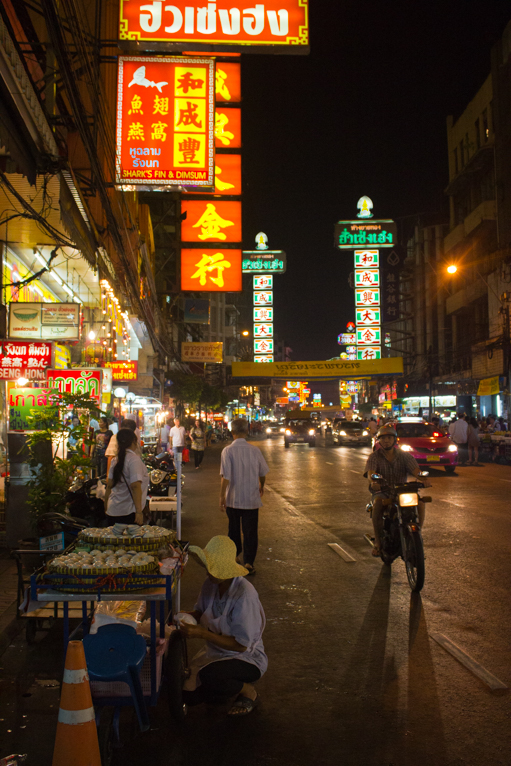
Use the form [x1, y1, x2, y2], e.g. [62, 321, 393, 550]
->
[332, 420, 371, 446]
[265, 424, 285, 439]
[284, 418, 316, 448]
[395, 421, 458, 472]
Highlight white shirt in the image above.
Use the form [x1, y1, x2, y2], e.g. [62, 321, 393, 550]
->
[161, 424, 171, 444]
[169, 425, 186, 447]
[107, 450, 149, 517]
[449, 419, 469, 444]
[220, 438, 269, 509]
[105, 432, 142, 458]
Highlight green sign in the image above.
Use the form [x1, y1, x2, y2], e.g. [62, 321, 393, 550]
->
[354, 250, 379, 267]
[356, 308, 381, 325]
[334, 220, 397, 249]
[355, 269, 380, 287]
[8, 387, 52, 430]
[242, 250, 286, 273]
[357, 348, 381, 360]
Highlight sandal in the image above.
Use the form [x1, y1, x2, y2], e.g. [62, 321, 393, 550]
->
[244, 563, 256, 576]
[371, 546, 381, 557]
[227, 695, 259, 716]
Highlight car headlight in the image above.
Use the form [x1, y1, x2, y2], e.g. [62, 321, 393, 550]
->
[285, 429, 291, 435]
[362, 430, 368, 436]
[339, 430, 346, 436]
[399, 492, 418, 507]
[400, 444, 413, 452]
[279, 427, 285, 432]
[448, 444, 458, 452]
[266, 428, 271, 433]
[309, 429, 315, 435]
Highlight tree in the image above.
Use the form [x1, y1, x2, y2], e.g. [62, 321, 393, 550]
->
[25, 391, 102, 523]
[168, 373, 204, 416]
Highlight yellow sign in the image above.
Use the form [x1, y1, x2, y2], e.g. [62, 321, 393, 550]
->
[232, 358, 404, 379]
[477, 376, 500, 396]
[182, 342, 223, 364]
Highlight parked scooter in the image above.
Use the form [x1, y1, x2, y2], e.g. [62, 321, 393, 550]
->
[146, 452, 182, 497]
[66, 475, 106, 526]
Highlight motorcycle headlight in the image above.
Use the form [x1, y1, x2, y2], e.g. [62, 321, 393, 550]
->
[279, 427, 285, 432]
[285, 429, 291, 435]
[448, 444, 458, 452]
[266, 428, 271, 433]
[400, 444, 413, 452]
[363, 430, 368, 436]
[339, 430, 347, 436]
[150, 469, 165, 484]
[399, 492, 418, 507]
[309, 429, 315, 435]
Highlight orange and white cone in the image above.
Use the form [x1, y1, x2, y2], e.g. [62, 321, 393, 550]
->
[52, 640, 101, 766]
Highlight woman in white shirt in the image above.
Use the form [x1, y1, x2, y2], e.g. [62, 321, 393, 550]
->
[104, 429, 149, 525]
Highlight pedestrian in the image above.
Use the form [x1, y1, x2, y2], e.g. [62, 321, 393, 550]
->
[105, 418, 141, 474]
[160, 416, 173, 452]
[94, 417, 113, 477]
[449, 413, 469, 465]
[190, 419, 206, 469]
[367, 417, 378, 437]
[180, 535, 267, 716]
[168, 417, 187, 460]
[206, 422, 213, 447]
[67, 415, 81, 454]
[104, 428, 149, 525]
[219, 418, 269, 576]
[467, 417, 481, 465]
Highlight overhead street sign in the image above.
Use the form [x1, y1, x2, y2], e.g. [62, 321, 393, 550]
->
[232, 358, 404, 378]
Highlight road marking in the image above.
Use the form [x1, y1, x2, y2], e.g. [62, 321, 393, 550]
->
[439, 498, 465, 508]
[497, 478, 511, 483]
[326, 462, 334, 465]
[350, 470, 360, 475]
[430, 633, 508, 691]
[328, 543, 356, 562]
[363, 534, 375, 547]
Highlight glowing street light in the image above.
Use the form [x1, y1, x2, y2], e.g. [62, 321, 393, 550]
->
[447, 265, 458, 274]
[242, 330, 249, 336]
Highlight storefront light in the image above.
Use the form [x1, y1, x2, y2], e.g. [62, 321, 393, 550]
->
[50, 271, 63, 286]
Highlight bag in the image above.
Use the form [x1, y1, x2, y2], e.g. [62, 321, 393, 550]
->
[182, 448, 190, 463]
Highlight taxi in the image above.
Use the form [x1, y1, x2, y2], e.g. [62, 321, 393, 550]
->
[396, 418, 457, 473]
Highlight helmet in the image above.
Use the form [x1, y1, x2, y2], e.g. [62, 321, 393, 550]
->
[376, 425, 397, 442]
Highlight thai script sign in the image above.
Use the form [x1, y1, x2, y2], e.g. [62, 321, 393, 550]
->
[47, 369, 102, 402]
[334, 220, 398, 249]
[242, 254, 286, 273]
[181, 341, 223, 363]
[104, 361, 139, 381]
[119, 0, 309, 52]
[181, 249, 242, 291]
[8, 387, 53, 430]
[8, 303, 80, 340]
[0, 341, 53, 381]
[232, 358, 404, 378]
[116, 57, 215, 187]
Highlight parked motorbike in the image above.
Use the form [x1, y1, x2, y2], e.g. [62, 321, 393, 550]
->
[146, 452, 181, 497]
[37, 511, 88, 547]
[66, 475, 106, 526]
[366, 472, 432, 592]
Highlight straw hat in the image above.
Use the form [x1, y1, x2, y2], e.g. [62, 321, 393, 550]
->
[189, 536, 248, 579]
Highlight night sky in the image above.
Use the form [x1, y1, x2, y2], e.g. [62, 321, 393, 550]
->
[240, 0, 510, 360]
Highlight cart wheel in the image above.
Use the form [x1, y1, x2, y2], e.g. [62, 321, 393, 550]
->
[165, 631, 187, 722]
[98, 707, 117, 766]
[25, 620, 37, 644]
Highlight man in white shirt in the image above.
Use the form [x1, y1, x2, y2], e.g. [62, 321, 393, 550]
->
[220, 418, 269, 575]
[105, 419, 141, 474]
[449, 413, 469, 465]
[169, 418, 186, 458]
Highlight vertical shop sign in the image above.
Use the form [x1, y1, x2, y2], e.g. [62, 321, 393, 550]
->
[380, 247, 406, 323]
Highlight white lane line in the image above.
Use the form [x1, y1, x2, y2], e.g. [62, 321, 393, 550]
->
[439, 498, 465, 508]
[497, 478, 511, 483]
[326, 462, 334, 465]
[430, 633, 508, 691]
[328, 543, 356, 563]
[350, 470, 360, 475]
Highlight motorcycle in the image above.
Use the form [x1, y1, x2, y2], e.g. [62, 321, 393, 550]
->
[367, 472, 432, 592]
[66, 475, 106, 527]
[146, 452, 181, 497]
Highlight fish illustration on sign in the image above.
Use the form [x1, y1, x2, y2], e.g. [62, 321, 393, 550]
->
[128, 66, 168, 92]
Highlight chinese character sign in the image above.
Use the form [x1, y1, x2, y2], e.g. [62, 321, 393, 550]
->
[253, 275, 273, 290]
[116, 57, 215, 186]
[356, 328, 381, 346]
[356, 308, 381, 326]
[355, 269, 380, 287]
[181, 201, 242, 242]
[355, 288, 380, 306]
[254, 355, 274, 363]
[254, 307, 274, 322]
[357, 347, 381, 360]
[181, 342, 223, 363]
[354, 250, 379, 267]
[0, 341, 53, 381]
[119, 1, 309, 50]
[254, 339, 274, 354]
[254, 323, 273, 337]
[215, 63, 241, 102]
[181, 249, 242, 292]
[215, 108, 241, 148]
[253, 291, 273, 305]
[380, 247, 406, 323]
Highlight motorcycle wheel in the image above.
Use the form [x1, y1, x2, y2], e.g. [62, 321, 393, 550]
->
[403, 524, 425, 592]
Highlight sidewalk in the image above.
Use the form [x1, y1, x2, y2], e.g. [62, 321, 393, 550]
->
[0, 550, 21, 656]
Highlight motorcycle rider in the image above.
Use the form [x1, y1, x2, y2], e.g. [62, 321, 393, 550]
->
[364, 425, 431, 557]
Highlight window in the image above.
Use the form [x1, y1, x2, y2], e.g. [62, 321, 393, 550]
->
[475, 118, 480, 149]
[482, 109, 489, 142]
[453, 147, 458, 174]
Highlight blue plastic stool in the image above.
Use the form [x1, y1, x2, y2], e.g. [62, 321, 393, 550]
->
[83, 623, 150, 732]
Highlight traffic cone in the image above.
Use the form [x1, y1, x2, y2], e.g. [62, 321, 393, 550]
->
[52, 640, 101, 766]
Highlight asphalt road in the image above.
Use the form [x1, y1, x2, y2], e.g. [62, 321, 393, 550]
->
[1, 435, 510, 766]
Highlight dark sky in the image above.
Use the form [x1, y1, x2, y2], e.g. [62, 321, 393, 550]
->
[240, 0, 510, 360]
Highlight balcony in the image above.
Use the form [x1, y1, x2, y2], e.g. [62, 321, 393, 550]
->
[444, 200, 497, 254]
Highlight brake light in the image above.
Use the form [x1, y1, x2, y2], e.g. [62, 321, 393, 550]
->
[433, 431, 441, 437]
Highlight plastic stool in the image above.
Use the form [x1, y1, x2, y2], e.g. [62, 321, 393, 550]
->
[83, 624, 150, 732]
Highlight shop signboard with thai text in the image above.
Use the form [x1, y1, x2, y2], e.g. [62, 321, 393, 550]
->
[47, 369, 102, 403]
[181, 249, 242, 291]
[116, 57, 215, 187]
[233, 358, 404, 378]
[0, 341, 53, 381]
[242, 251, 286, 273]
[104, 361, 139, 381]
[119, 0, 309, 53]
[181, 341, 223, 363]
[8, 303, 80, 340]
[334, 220, 397, 250]
[8, 387, 53, 430]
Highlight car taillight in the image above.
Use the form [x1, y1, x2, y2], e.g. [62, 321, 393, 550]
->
[433, 431, 441, 437]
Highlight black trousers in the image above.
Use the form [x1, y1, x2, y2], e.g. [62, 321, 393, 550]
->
[106, 512, 135, 525]
[182, 660, 261, 706]
[226, 507, 258, 565]
[193, 449, 204, 467]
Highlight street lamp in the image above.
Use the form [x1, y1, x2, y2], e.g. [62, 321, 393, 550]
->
[242, 330, 249, 337]
[446, 264, 458, 274]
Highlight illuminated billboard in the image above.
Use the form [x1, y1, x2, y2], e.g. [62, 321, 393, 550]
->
[116, 57, 215, 186]
[215, 108, 241, 148]
[119, 1, 309, 52]
[181, 249, 242, 291]
[181, 200, 242, 242]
